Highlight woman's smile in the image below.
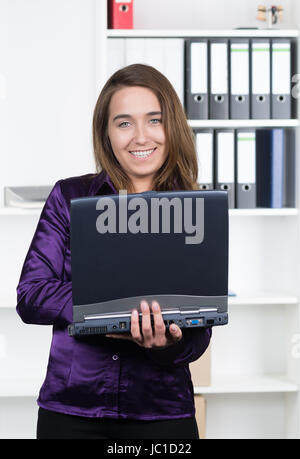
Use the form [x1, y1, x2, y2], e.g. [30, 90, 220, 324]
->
[108, 86, 167, 192]
[128, 147, 157, 160]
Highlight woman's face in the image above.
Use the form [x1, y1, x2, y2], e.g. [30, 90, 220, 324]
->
[107, 86, 167, 192]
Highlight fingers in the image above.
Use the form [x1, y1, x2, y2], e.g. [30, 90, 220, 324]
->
[140, 301, 153, 346]
[130, 308, 143, 345]
[106, 301, 182, 348]
[151, 301, 167, 346]
[169, 322, 183, 341]
[138, 300, 182, 347]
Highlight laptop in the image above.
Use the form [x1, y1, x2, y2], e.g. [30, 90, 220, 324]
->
[68, 189, 229, 337]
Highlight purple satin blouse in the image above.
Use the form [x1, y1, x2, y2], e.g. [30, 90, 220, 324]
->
[16, 171, 211, 420]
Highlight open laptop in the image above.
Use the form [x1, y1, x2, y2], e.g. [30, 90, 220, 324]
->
[68, 189, 228, 337]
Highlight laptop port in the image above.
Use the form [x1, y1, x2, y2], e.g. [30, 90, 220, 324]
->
[186, 318, 204, 326]
[119, 322, 126, 329]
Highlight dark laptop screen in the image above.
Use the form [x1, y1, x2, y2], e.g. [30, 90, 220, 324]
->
[70, 190, 228, 307]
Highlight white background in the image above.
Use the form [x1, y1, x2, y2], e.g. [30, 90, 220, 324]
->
[0, 0, 300, 439]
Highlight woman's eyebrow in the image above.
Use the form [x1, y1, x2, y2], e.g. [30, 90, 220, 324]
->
[112, 111, 162, 122]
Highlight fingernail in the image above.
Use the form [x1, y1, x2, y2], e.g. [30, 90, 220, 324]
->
[152, 302, 159, 312]
[170, 324, 177, 332]
[141, 301, 148, 311]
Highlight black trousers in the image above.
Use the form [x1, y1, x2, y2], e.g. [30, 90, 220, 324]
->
[37, 407, 199, 439]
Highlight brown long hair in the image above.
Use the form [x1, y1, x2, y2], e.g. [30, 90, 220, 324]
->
[92, 64, 198, 192]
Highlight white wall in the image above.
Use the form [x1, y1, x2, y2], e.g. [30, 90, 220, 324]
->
[0, 0, 99, 439]
[1, 0, 300, 440]
[1, 0, 298, 199]
[2, 0, 97, 195]
[134, 0, 295, 29]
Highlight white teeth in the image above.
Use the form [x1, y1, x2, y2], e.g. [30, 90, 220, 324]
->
[129, 148, 155, 158]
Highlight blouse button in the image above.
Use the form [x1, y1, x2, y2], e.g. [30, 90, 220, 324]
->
[112, 354, 118, 360]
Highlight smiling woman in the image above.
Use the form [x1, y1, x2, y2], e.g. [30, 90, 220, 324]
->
[93, 63, 199, 193]
[107, 85, 168, 193]
[16, 63, 211, 440]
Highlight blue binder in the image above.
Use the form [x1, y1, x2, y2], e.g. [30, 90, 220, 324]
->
[256, 129, 285, 208]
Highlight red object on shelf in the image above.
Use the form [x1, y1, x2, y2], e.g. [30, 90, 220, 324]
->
[108, 0, 133, 29]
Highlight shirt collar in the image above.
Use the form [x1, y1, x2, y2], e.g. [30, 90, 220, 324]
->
[88, 170, 179, 196]
[88, 170, 117, 196]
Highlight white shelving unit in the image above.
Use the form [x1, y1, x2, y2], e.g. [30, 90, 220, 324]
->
[188, 120, 299, 128]
[1, 0, 300, 440]
[1, 207, 298, 217]
[102, 3, 300, 440]
[107, 29, 300, 38]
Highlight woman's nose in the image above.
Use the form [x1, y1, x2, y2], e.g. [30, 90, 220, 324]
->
[133, 125, 149, 144]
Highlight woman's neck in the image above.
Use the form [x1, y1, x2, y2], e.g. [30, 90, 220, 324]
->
[130, 177, 154, 194]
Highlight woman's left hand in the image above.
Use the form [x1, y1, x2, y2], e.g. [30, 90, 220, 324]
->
[105, 300, 183, 349]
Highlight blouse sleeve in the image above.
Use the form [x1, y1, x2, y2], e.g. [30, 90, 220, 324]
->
[16, 180, 73, 327]
[144, 327, 212, 368]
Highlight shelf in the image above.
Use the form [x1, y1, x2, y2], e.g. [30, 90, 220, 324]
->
[0, 207, 42, 216]
[0, 207, 298, 217]
[189, 119, 299, 128]
[1, 292, 297, 309]
[0, 292, 17, 308]
[107, 29, 300, 38]
[0, 377, 43, 397]
[0, 374, 296, 398]
[228, 293, 298, 305]
[229, 208, 298, 216]
[194, 374, 298, 394]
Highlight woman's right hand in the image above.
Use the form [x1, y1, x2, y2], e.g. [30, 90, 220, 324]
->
[105, 300, 183, 349]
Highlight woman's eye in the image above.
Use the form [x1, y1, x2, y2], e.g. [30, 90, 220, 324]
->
[118, 119, 161, 128]
[119, 121, 131, 128]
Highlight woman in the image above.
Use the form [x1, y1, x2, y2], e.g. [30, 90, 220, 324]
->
[16, 64, 212, 439]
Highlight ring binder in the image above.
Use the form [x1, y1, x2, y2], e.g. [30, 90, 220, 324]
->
[271, 39, 291, 119]
[185, 39, 209, 119]
[209, 40, 229, 119]
[251, 40, 271, 119]
[236, 130, 256, 208]
[215, 130, 235, 208]
[195, 129, 214, 190]
[230, 40, 250, 119]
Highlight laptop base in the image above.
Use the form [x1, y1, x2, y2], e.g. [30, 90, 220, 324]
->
[68, 311, 228, 337]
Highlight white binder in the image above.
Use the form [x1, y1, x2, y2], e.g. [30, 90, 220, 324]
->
[195, 130, 214, 190]
[144, 39, 165, 74]
[124, 38, 184, 105]
[4, 186, 52, 208]
[107, 39, 126, 78]
[215, 130, 235, 208]
[251, 40, 271, 119]
[230, 40, 250, 119]
[125, 38, 146, 66]
[185, 40, 208, 119]
[271, 40, 291, 119]
[210, 40, 229, 119]
[236, 130, 256, 208]
[163, 39, 184, 106]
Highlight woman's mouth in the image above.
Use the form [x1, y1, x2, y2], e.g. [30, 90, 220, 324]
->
[129, 147, 156, 160]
